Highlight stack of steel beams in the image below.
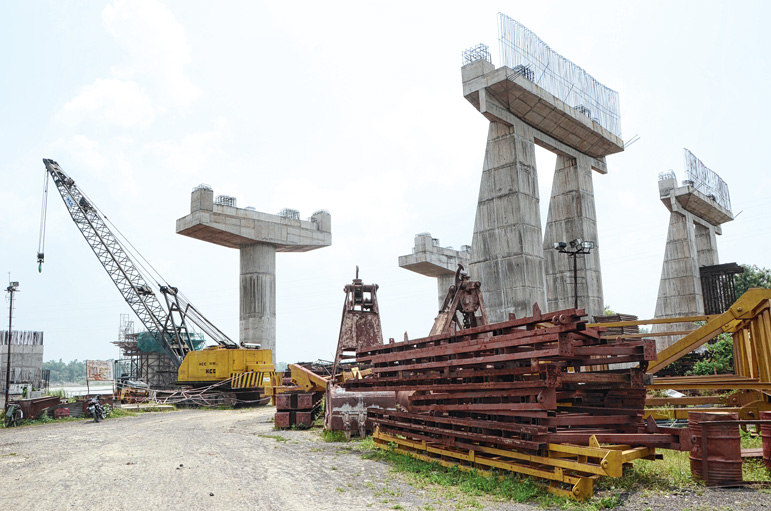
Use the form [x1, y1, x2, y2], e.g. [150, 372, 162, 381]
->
[341, 306, 679, 499]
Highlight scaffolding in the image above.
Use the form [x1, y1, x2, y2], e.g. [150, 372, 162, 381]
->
[112, 314, 178, 389]
[497, 13, 621, 137]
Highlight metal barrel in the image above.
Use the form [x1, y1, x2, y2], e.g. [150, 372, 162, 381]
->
[688, 412, 742, 486]
[761, 411, 771, 470]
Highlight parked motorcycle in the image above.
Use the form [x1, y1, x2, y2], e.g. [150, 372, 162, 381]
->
[87, 396, 106, 423]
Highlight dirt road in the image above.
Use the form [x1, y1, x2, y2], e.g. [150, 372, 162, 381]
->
[1, 408, 769, 511]
[0, 407, 520, 511]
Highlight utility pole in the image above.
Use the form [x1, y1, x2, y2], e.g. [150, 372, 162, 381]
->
[4, 281, 19, 413]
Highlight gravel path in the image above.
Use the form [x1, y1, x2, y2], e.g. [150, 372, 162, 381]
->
[0, 407, 769, 510]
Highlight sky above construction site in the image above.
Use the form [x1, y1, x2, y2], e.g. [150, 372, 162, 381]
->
[1, 1, 770, 364]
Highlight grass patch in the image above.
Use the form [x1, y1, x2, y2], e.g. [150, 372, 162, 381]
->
[597, 450, 694, 493]
[321, 429, 349, 442]
[363, 446, 541, 504]
[259, 434, 289, 442]
[109, 407, 139, 419]
[744, 458, 771, 482]
[741, 429, 763, 449]
[46, 389, 70, 400]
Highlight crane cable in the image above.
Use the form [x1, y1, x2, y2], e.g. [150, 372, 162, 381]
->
[76, 184, 169, 290]
[37, 169, 50, 273]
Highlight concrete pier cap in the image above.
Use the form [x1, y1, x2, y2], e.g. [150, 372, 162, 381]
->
[398, 233, 471, 309]
[176, 185, 331, 362]
[460, 53, 621, 322]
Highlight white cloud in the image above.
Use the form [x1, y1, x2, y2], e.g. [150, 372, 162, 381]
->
[146, 121, 229, 177]
[102, 0, 199, 108]
[57, 78, 154, 129]
[55, 0, 199, 131]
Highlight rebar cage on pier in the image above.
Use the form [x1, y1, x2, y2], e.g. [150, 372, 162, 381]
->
[497, 13, 621, 138]
[683, 148, 732, 213]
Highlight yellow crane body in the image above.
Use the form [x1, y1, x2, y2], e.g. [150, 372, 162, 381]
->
[177, 347, 276, 389]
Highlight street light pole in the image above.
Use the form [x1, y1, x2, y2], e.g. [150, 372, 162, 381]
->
[571, 250, 578, 310]
[553, 239, 594, 312]
[4, 281, 19, 413]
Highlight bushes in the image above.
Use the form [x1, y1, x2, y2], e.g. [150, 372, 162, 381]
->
[689, 333, 733, 376]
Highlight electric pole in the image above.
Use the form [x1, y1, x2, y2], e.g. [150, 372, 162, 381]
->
[4, 281, 19, 413]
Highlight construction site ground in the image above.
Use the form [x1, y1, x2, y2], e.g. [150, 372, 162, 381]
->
[1, 407, 769, 511]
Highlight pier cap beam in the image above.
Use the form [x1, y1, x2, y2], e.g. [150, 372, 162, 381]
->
[176, 186, 331, 362]
[399, 233, 471, 309]
[177, 187, 331, 251]
[462, 59, 623, 165]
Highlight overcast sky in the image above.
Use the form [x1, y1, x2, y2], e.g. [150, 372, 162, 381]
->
[1, 1, 769, 365]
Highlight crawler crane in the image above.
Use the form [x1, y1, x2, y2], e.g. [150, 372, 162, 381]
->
[37, 159, 276, 402]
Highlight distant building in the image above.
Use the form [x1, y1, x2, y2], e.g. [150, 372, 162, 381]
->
[0, 330, 47, 399]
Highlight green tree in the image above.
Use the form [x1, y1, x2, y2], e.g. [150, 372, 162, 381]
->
[42, 359, 87, 384]
[735, 264, 771, 297]
[690, 332, 734, 375]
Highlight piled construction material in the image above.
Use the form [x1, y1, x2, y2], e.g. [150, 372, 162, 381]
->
[341, 306, 677, 498]
[592, 313, 639, 338]
[346, 306, 658, 449]
[274, 390, 323, 429]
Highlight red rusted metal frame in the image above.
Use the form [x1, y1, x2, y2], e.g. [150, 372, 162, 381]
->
[343, 306, 664, 491]
[357, 307, 588, 358]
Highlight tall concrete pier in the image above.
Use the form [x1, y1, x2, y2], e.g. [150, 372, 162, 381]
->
[176, 186, 331, 361]
[461, 39, 623, 321]
[542, 154, 604, 317]
[653, 151, 733, 350]
[398, 233, 470, 309]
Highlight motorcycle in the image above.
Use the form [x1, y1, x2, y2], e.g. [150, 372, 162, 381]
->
[87, 396, 106, 423]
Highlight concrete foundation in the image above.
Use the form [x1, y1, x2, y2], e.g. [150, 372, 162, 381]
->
[461, 58, 621, 322]
[398, 233, 470, 309]
[177, 186, 331, 362]
[652, 176, 732, 350]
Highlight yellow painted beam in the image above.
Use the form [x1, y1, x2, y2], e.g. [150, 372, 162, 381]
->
[647, 289, 771, 374]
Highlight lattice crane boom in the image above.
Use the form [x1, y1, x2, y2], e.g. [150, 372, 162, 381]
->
[40, 159, 235, 368]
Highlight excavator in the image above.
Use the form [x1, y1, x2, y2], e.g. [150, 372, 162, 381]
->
[37, 159, 276, 402]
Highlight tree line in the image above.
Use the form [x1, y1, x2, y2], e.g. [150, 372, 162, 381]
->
[42, 359, 88, 385]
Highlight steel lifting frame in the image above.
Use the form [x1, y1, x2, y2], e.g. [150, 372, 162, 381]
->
[641, 289, 771, 421]
[373, 427, 654, 500]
